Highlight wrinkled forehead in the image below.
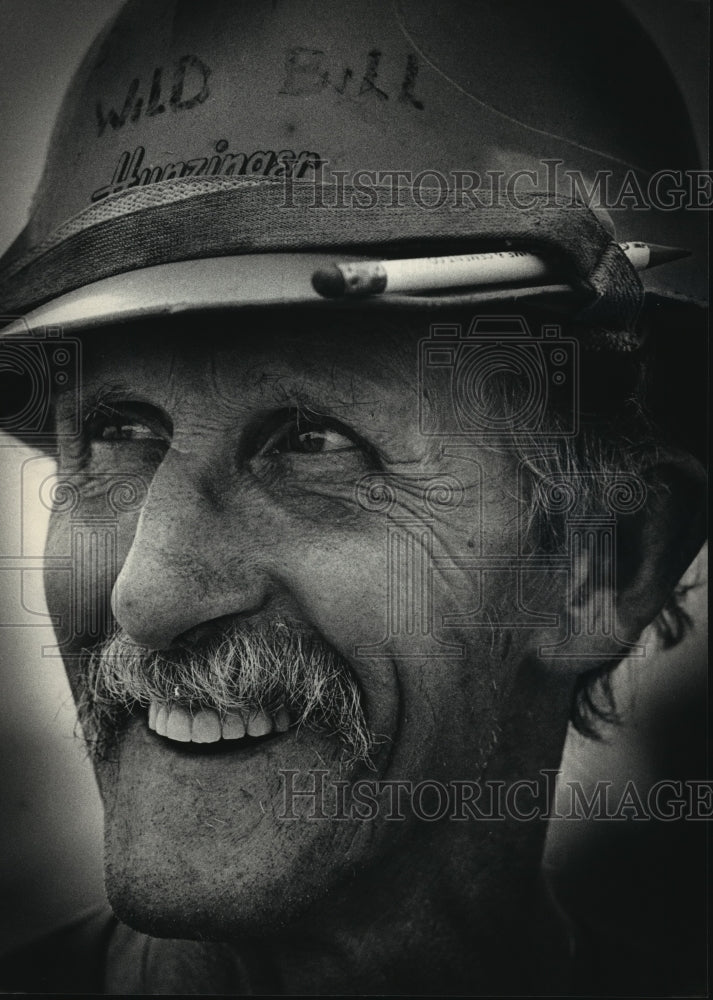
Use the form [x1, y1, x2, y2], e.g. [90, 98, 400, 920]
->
[63, 308, 429, 413]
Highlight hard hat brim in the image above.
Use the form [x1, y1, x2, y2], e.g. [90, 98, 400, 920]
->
[0, 176, 644, 341]
[0, 253, 580, 338]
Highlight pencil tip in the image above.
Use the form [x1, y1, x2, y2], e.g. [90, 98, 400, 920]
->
[646, 244, 692, 267]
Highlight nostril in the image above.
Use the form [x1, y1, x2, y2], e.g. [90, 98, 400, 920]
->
[173, 608, 268, 649]
[173, 620, 223, 649]
[111, 580, 176, 651]
[108, 507, 273, 651]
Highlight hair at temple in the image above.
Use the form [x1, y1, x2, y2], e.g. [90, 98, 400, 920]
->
[329, 301, 702, 738]
[428, 303, 701, 737]
[497, 333, 696, 737]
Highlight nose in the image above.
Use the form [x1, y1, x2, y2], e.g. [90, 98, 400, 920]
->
[111, 449, 270, 649]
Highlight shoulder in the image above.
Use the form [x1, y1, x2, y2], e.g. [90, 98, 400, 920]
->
[0, 905, 117, 994]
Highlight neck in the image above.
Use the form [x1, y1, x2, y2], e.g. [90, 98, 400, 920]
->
[267, 838, 573, 995]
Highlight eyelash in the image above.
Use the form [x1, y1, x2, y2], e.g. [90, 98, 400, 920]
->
[259, 410, 360, 456]
[83, 405, 167, 444]
[78, 403, 374, 463]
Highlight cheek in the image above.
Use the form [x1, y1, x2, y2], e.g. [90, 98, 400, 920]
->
[43, 506, 138, 656]
[268, 521, 400, 738]
[271, 506, 522, 777]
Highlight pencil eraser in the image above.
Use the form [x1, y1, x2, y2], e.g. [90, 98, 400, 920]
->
[312, 265, 345, 298]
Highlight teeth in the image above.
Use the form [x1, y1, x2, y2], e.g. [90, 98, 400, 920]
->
[166, 705, 192, 742]
[155, 703, 169, 737]
[191, 708, 222, 744]
[274, 706, 290, 733]
[247, 708, 273, 738]
[147, 700, 289, 744]
[222, 711, 246, 740]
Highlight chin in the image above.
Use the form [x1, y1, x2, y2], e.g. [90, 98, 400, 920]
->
[97, 714, 388, 941]
[102, 812, 382, 942]
[104, 854, 304, 941]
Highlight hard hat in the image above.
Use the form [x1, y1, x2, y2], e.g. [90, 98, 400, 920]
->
[0, 0, 705, 340]
[0, 0, 695, 336]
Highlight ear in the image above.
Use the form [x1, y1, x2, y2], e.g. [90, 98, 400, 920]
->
[538, 453, 706, 672]
[613, 455, 706, 641]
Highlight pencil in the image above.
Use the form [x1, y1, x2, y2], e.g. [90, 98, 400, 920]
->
[311, 243, 690, 299]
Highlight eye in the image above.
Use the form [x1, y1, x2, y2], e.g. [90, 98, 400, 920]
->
[262, 412, 359, 456]
[84, 400, 171, 446]
[94, 421, 161, 442]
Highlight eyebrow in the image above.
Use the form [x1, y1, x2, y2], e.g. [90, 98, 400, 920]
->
[53, 382, 146, 433]
[80, 383, 135, 418]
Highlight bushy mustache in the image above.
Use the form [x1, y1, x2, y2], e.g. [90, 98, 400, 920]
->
[76, 622, 374, 764]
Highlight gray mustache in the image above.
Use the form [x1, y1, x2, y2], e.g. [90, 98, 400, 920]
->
[76, 622, 374, 764]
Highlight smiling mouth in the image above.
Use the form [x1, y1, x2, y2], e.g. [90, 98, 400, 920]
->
[148, 699, 292, 745]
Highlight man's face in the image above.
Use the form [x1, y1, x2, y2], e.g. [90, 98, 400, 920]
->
[43, 311, 564, 939]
